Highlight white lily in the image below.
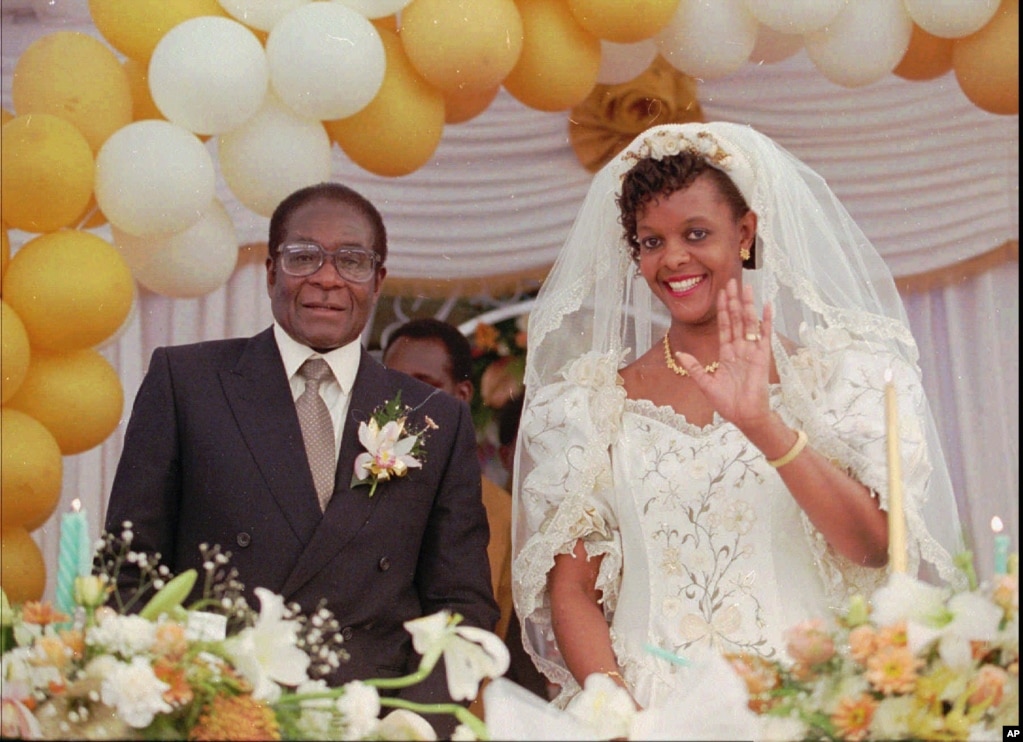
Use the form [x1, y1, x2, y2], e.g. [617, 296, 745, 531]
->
[566, 672, 636, 739]
[872, 572, 1002, 669]
[403, 611, 510, 701]
[353, 417, 423, 495]
[376, 708, 437, 740]
[225, 587, 310, 702]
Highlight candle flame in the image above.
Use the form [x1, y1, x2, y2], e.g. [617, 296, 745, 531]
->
[72, 498, 82, 512]
[884, 368, 894, 384]
[991, 516, 1004, 534]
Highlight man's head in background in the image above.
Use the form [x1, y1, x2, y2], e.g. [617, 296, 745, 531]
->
[381, 317, 474, 403]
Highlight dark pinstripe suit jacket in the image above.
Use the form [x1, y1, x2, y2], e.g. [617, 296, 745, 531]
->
[105, 327, 498, 728]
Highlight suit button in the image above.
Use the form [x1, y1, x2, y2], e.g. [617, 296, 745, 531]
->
[341, 626, 354, 640]
[378, 557, 390, 572]
[236, 532, 251, 548]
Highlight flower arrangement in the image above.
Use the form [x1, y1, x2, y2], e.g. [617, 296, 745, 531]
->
[469, 314, 527, 448]
[481, 561, 1019, 741]
[727, 567, 1019, 741]
[352, 391, 437, 497]
[0, 527, 509, 741]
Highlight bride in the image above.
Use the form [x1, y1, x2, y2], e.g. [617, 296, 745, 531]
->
[510, 122, 965, 710]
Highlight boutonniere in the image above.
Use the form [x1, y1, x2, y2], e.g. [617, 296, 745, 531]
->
[352, 391, 437, 497]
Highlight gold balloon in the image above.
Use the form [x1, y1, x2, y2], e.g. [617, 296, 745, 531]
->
[2, 300, 31, 403]
[1, 408, 63, 530]
[1, 108, 12, 125]
[503, 0, 603, 112]
[1, 225, 9, 282]
[952, 0, 1018, 115]
[400, 0, 524, 95]
[122, 58, 165, 123]
[12, 31, 132, 153]
[6, 348, 124, 456]
[444, 86, 501, 124]
[1, 114, 95, 234]
[2, 231, 134, 352]
[0, 525, 47, 603]
[88, 0, 228, 63]
[895, 24, 954, 81]
[327, 28, 446, 177]
[567, 0, 680, 43]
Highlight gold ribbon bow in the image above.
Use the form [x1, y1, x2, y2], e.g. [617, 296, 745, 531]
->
[569, 56, 704, 173]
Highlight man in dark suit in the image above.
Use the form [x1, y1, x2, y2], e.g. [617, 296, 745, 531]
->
[104, 182, 499, 736]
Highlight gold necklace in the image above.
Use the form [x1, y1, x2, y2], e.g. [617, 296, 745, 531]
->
[663, 333, 719, 378]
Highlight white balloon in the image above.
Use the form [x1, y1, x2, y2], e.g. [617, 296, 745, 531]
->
[95, 120, 216, 239]
[149, 17, 269, 136]
[749, 23, 804, 64]
[805, 0, 912, 88]
[218, 92, 333, 218]
[596, 40, 659, 86]
[656, 0, 759, 80]
[743, 0, 846, 35]
[217, 0, 311, 32]
[113, 200, 239, 298]
[336, 0, 414, 19]
[266, 2, 386, 120]
[903, 0, 1000, 39]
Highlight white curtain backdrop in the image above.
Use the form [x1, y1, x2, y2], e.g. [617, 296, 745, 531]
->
[2, 11, 1017, 596]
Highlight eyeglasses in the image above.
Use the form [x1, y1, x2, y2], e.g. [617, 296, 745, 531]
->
[277, 242, 380, 282]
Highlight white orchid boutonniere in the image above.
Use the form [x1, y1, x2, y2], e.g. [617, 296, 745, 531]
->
[352, 391, 437, 497]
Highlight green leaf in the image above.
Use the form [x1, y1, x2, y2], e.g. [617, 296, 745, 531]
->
[139, 569, 198, 621]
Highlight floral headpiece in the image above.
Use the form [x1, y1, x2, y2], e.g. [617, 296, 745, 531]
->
[618, 124, 756, 206]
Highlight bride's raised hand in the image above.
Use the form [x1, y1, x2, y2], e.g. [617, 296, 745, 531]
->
[675, 279, 773, 428]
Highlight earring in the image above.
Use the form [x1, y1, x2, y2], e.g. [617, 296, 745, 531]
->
[739, 247, 751, 262]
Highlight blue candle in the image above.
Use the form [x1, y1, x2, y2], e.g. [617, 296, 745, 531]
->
[55, 499, 92, 618]
[992, 516, 1010, 576]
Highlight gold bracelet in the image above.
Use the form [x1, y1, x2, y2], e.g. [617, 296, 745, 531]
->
[767, 429, 808, 468]
[602, 670, 625, 683]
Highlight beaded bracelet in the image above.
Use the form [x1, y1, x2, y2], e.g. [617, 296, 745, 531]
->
[602, 670, 625, 683]
[767, 429, 808, 468]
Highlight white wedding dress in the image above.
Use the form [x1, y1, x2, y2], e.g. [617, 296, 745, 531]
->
[513, 329, 951, 709]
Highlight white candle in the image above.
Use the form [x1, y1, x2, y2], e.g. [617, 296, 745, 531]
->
[55, 499, 92, 618]
[991, 516, 1010, 576]
[885, 370, 907, 574]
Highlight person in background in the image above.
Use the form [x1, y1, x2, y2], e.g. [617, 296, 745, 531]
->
[382, 319, 548, 704]
[511, 122, 965, 711]
[104, 182, 498, 738]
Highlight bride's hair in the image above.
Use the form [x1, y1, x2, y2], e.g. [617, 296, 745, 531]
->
[617, 152, 752, 264]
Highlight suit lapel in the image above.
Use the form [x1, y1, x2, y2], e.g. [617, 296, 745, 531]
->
[280, 349, 392, 597]
[220, 328, 322, 544]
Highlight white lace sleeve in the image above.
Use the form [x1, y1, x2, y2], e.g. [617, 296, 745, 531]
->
[784, 327, 965, 601]
[511, 351, 627, 693]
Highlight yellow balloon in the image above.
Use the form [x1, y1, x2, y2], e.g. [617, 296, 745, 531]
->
[2, 231, 134, 352]
[952, 0, 1018, 115]
[1, 225, 9, 282]
[895, 23, 954, 81]
[12, 31, 132, 153]
[88, 0, 228, 63]
[1, 408, 63, 530]
[401, 0, 524, 95]
[0, 525, 47, 603]
[2, 301, 31, 404]
[444, 86, 501, 124]
[1, 114, 95, 234]
[327, 28, 446, 177]
[567, 0, 680, 43]
[503, 0, 602, 112]
[1, 108, 12, 125]
[122, 58, 166, 123]
[5, 348, 124, 455]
